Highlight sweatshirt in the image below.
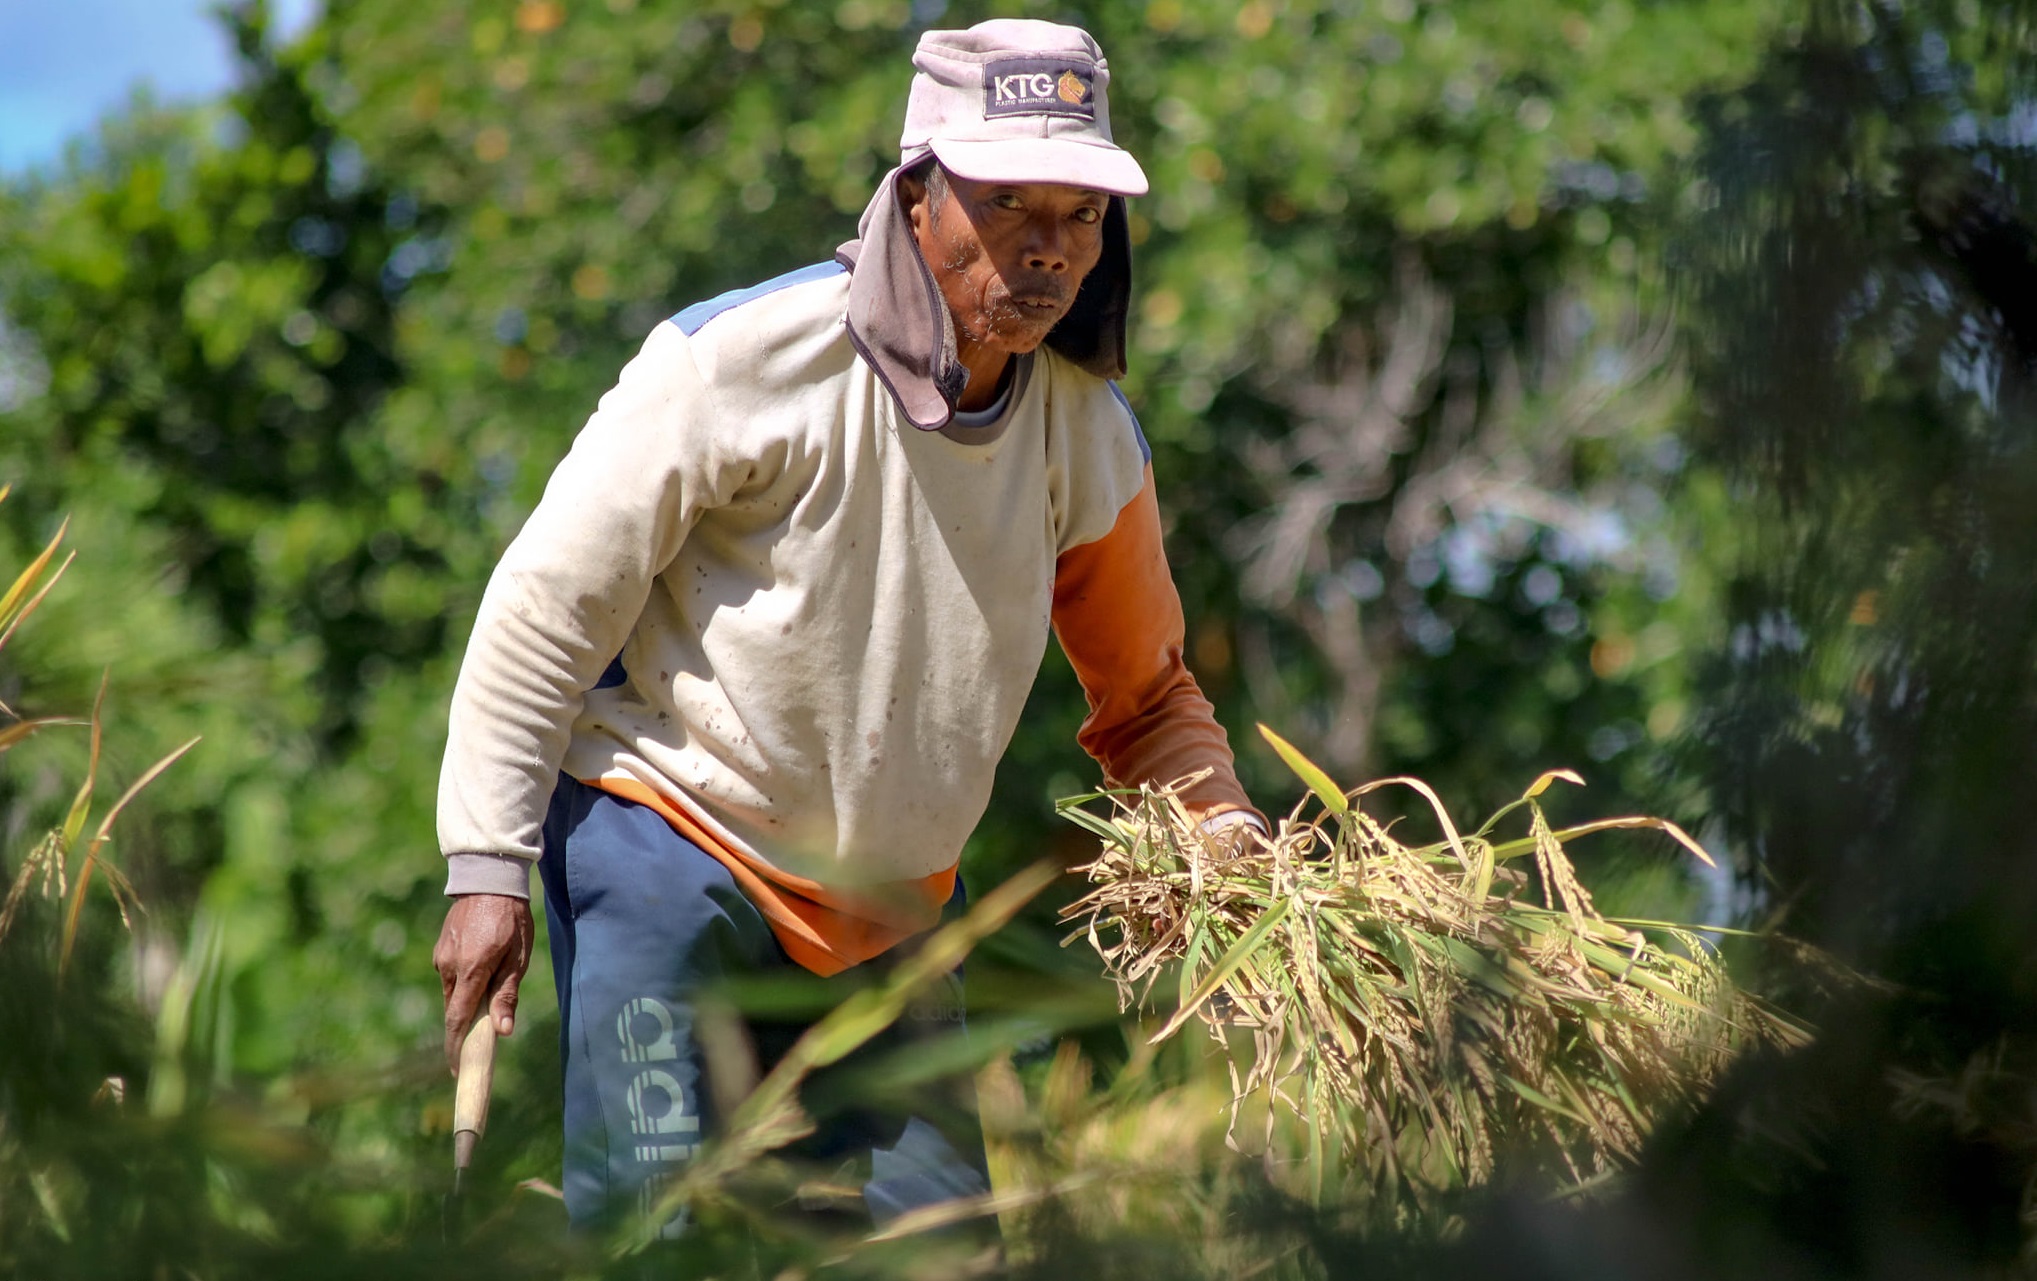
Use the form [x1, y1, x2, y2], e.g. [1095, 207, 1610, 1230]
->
[438, 180, 1251, 976]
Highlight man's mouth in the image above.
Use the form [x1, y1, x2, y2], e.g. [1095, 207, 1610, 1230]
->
[1008, 293, 1065, 317]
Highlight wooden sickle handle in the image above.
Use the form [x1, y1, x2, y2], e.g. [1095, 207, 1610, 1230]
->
[452, 1016, 499, 1173]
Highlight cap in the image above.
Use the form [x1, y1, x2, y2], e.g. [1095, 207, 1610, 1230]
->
[900, 19, 1149, 198]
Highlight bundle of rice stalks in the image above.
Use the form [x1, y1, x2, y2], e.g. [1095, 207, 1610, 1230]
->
[1059, 727, 1808, 1217]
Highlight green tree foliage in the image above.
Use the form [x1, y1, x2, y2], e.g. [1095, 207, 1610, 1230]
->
[0, 6, 467, 1073]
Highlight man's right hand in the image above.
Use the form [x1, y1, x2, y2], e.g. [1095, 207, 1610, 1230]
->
[433, 893, 535, 1076]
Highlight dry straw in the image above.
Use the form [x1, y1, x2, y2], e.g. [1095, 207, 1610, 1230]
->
[0, 486, 197, 967]
[1060, 726, 1808, 1213]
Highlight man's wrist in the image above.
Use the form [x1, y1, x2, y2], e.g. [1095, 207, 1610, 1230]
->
[444, 852, 536, 899]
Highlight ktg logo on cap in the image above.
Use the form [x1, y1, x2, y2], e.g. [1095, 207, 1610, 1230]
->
[983, 57, 1096, 119]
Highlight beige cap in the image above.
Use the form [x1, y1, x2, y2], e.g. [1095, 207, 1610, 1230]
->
[900, 19, 1149, 197]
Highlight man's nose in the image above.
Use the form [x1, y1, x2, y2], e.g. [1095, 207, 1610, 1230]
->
[1023, 217, 1070, 273]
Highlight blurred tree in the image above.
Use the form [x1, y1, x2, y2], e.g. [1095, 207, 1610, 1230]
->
[1550, 0, 2037, 1273]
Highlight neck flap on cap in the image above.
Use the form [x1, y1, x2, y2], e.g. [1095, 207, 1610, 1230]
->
[836, 162, 1133, 432]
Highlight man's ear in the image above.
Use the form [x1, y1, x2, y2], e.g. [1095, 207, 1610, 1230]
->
[899, 170, 930, 238]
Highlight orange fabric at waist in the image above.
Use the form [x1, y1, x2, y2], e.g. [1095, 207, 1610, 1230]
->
[583, 776, 954, 977]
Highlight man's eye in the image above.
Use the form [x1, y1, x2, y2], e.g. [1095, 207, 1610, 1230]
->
[1073, 206, 1103, 224]
[992, 193, 1024, 210]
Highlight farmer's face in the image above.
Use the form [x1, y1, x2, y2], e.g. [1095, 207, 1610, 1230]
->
[905, 170, 1108, 358]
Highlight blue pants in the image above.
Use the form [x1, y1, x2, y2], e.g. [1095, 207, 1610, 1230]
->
[535, 776, 989, 1236]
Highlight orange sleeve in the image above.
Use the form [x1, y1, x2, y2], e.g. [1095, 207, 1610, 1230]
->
[1052, 465, 1257, 820]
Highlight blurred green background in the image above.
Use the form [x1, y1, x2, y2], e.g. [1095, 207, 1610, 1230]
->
[5, 0, 2037, 1275]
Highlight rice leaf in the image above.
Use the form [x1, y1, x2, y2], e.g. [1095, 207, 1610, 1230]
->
[1153, 897, 1294, 1043]
[1526, 769, 1586, 798]
[1484, 816, 1717, 868]
[1257, 724, 1348, 815]
[1354, 775, 1472, 874]
[0, 716, 81, 754]
[0, 549, 74, 656]
[0, 516, 70, 629]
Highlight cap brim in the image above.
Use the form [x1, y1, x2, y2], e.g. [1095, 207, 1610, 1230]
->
[929, 137, 1149, 197]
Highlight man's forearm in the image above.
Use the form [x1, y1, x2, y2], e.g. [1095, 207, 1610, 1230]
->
[1052, 471, 1258, 822]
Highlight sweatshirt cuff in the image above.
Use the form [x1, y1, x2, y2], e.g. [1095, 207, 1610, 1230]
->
[444, 851, 536, 899]
[1196, 803, 1268, 835]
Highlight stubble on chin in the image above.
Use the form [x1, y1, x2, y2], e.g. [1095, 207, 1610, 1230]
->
[934, 245, 1065, 353]
[948, 283, 1044, 354]
[982, 277, 1073, 351]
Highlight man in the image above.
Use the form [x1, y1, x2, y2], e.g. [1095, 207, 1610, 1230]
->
[432, 18, 1258, 1233]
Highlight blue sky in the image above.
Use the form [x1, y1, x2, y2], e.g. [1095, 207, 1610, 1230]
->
[0, 0, 317, 172]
